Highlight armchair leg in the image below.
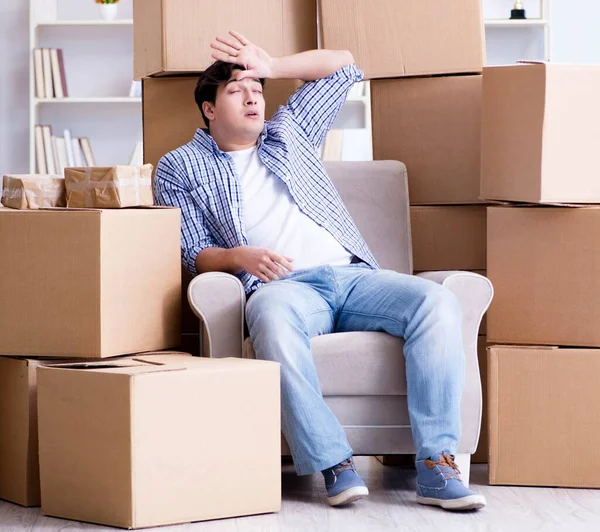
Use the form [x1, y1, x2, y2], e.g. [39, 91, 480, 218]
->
[454, 453, 471, 487]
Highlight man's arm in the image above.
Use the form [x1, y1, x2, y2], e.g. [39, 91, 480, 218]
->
[210, 30, 353, 82]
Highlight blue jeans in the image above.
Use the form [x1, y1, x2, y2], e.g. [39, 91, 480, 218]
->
[245, 263, 465, 476]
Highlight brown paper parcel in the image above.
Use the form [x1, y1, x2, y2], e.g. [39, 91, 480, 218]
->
[2, 175, 65, 210]
[64, 165, 154, 208]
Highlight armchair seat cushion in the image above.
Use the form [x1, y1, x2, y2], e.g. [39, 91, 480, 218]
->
[244, 331, 407, 396]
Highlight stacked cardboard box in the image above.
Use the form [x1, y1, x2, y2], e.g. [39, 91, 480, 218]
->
[482, 62, 600, 487]
[320, 0, 488, 460]
[135, 0, 318, 355]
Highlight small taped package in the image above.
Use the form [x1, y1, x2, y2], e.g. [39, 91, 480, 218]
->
[1, 174, 66, 210]
[64, 164, 154, 208]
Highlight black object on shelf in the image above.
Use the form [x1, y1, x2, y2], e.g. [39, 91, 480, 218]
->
[510, 1, 526, 19]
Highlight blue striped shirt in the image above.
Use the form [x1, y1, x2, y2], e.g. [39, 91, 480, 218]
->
[154, 63, 378, 295]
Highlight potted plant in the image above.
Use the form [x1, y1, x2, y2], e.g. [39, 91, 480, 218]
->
[96, 0, 120, 21]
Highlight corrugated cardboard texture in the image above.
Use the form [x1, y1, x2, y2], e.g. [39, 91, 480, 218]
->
[64, 165, 153, 208]
[2, 175, 65, 210]
[134, 0, 317, 78]
[471, 337, 489, 464]
[410, 206, 486, 271]
[0, 208, 181, 357]
[372, 75, 482, 204]
[488, 206, 600, 347]
[482, 63, 600, 203]
[142, 76, 301, 174]
[38, 356, 281, 528]
[319, 0, 484, 80]
[488, 345, 600, 487]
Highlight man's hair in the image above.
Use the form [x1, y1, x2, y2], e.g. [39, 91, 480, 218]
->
[195, 61, 266, 130]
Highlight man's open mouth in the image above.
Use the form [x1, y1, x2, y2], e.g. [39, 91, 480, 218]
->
[245, 110, 259, 117]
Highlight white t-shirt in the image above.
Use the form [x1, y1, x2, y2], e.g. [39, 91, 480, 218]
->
[227, 146, 352, 271]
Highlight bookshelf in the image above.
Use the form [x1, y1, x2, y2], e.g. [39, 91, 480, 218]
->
[484, 0, 551, 65]
[29, 0, 141, 173]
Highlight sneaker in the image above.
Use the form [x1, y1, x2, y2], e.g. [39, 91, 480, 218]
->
[415, 452, 486, 511]
[322, 457, 369, 506]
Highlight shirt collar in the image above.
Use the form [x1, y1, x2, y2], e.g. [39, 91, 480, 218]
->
[193, 124, 269, 155]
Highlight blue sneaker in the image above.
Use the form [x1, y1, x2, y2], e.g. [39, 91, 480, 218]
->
[322, 457, 369, 506]
[415, 453, 486, 511]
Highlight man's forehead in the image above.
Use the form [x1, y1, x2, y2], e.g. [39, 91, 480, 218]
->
[225, 77, 262, 86]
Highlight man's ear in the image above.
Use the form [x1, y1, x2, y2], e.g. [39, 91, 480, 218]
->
[203, 101, 215, 122]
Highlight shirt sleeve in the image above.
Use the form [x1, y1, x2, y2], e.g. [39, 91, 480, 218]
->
[281, 63, 364, 150]
[154, 153, 217, 276]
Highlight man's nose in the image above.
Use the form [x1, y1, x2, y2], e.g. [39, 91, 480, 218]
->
[244, 90, 257, 105]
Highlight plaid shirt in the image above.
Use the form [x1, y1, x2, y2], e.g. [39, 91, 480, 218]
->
[154, 63, 378, 295]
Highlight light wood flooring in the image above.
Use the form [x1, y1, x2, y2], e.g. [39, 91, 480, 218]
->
[2, 458, 600, 532]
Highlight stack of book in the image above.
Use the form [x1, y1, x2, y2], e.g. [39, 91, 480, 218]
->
[34, 126, 95, 174]
[33, 48, 68, 99]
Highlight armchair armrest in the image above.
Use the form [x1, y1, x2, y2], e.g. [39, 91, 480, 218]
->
[187, 272, 246, 358]
[416, 271, 494, 453]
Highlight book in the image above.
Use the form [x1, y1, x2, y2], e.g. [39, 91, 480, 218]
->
[128, 140, 143, 166]
[35, 125, 47, 174]
[50, 49, 64, 98]
[34, 49, 45, 99]
[72, 138, 84, 167]
[54, 137, 68, 175]
[63, 129, 74, 166]
[128, 80, 142, 98]
[80, 138, 96, 167]
[41, 49, 54, 99]
[57, 50, 68, 98]
[42, 125, 56, 174]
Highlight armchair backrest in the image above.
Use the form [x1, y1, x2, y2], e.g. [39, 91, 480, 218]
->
[325, 160, 413, 274]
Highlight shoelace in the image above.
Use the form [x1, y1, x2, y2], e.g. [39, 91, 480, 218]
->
[424, 452, 462, 482]
[331, 458, 356, 477]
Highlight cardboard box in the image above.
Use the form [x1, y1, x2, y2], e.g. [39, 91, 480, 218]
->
[482, 62, 600, 203]
[2, 175, 65, 210]
[143, 76, 301, 172]
[471, 336, 489, 464]
[134, 0, 317, 78]
[0, 208, 181, 358]
[37, 355, 281, 528]
[64, 165, 153, 208]
[372, 75, 482, 204]
[410, 206, 486, 271]
[488, 206, 600, 347]
[319, 0, 484, 80]
[488, 345, 600, 487]
[0, 352, 189, 507]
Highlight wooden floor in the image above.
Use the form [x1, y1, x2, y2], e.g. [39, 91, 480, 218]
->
[2, 458, 600, 532]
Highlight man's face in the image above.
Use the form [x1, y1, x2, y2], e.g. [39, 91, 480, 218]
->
[204, 76, 266, 140]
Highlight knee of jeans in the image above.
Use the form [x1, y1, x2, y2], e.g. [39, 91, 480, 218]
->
[245, 289, 304, 338]
[420, 285, 462, 325]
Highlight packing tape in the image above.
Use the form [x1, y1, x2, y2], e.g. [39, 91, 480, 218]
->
[67, 168, 151, 207]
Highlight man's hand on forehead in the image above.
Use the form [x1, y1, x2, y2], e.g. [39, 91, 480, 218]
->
[210, 30, 274, 81]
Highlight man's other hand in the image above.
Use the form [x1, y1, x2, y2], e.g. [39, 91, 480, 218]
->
[233, 246, 294, 282]
[210, 31, 273, 80]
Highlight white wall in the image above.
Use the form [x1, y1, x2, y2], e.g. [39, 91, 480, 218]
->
[2, 0, 600, 175]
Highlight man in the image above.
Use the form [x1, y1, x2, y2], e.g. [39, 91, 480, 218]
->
[154, 30, 486, 511]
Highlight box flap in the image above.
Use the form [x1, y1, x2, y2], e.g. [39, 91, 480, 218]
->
[41, 358, 187, 375]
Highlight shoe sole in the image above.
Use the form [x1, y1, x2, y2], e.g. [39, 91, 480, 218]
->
[327, 486, 369, 507]
[416, 494, 487, 511]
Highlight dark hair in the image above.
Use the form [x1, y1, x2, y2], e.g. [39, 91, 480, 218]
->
[195, 61, 266, 130]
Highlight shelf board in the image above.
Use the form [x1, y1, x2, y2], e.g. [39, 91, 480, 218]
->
[35, 97, 141, 104]
[35, 19, 134, 27]
[485, 19, 549, 28]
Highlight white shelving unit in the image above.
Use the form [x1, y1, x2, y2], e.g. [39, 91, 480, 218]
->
[29, 0, 141, 172]
[484, 0, 551, 64]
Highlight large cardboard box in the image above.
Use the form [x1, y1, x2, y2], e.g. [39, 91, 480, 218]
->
[482, 62, 600, 203]
[488, 345, 600, 487]
[488, 206, 600, 347]
[319, 0, 484, 80]
[372, 75, 482, 204]
[134, 0, 317, 79]
[0, 208, 181, 358]
[37, 355, 281, 528]
[410, 206, 486, 271]
[143, 76, 300, 173]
